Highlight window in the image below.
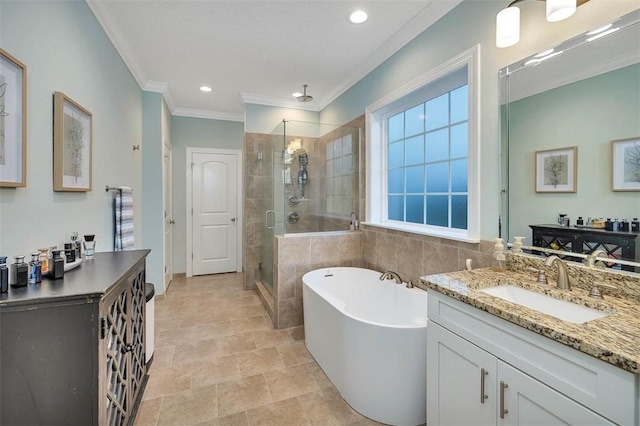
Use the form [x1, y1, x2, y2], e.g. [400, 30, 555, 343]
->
[325, 134, 354, 215]
[366, 46, 479, 241]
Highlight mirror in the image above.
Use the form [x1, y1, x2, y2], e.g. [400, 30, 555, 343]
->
[500, 9, 640, 271]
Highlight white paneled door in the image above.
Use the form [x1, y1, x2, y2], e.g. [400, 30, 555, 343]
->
[191, 151, 239, 275]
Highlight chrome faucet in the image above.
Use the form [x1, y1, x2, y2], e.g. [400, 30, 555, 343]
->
[586, 249, 608, 268]
[544, 255, 571, 291]
[380, 270, 403, 284]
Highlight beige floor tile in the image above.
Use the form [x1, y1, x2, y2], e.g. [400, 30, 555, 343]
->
[196, 411, 249, 426]
[298, 387, 361, 426]
[252, 329, 295, 350]
[157, 385, 217, 425]
[149, 346, 175, 371]
[305, 362, 333, 389]
[237, 347, 284, 377]
[191, 355, 241, 388]
[231, 316, 272, 334]
[180, 311, 221, 328]
[172, 339, 219, 366]
[264, 364, 320, 402]
[156, 326, 197, 348]
[134, 396, 162, 426]
[277, 341, 314, 367]
[246, 397, 310, 426]
[216, 374, 273, 418]
[347, 418, 389, 426]
[197, 321, 235, 340]
[215, 332, 257, 356]
[285, 326, 305, 341]
[143, 365, 192, 400]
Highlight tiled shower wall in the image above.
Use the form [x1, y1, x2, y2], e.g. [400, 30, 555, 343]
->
[273, 232, 363, 328]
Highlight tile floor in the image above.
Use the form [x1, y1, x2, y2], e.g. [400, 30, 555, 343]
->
[134, 272, 385, 426]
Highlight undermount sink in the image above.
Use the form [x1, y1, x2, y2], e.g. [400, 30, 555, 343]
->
[481, 285, 608, 324]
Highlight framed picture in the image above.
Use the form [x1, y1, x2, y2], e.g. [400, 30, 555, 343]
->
[612, 137, 640, 191]
[53, 92, 92, 191]
[0, 49, 27, 187]
[535, 146, 577, 193]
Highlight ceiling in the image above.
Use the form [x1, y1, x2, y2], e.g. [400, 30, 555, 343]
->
[86, 0, 462, 122]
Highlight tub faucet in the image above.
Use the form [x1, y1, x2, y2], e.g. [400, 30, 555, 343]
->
[586, 249, 608, 268]
[380, 271, 403, 284]
[544, 255, 571, 291]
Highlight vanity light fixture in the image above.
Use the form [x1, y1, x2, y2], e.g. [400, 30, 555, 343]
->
[585, 23, 612, 35]
[349, 10, 368, 24]
[523, 49, 563, 66]
[200, 86, 212, 92]
[586, 26, 619, 42]
[496, 0, 590, 48]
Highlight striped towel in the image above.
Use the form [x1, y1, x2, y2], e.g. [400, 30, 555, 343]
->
[114, 186, 135, 250]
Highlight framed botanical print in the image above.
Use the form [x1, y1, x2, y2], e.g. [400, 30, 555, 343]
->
[612, 137, 640, 191]
[535, 146, 577, 193]
[53, 91, 92, 191]
[0, 49, 27, 187]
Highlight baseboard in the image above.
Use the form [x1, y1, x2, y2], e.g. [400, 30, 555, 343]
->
[172, 272, 186, 279]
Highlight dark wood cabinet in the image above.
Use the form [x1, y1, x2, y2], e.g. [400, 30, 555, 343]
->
[530, 224, 639, 272]
[1, 250, 150, 425]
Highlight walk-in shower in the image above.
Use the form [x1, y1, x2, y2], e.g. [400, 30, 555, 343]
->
[250, 119, 361, 294]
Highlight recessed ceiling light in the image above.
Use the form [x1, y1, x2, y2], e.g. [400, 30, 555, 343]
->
[349, 10, 368, 24]
[200, 86, 212, 92]
[292, 92, 303, 98]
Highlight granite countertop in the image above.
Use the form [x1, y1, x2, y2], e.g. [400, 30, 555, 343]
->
[421, 268, 640, 374]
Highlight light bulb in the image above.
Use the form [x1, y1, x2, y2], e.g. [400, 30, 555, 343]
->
[546, 0, 576, 23]
[496, 7, 520, 48]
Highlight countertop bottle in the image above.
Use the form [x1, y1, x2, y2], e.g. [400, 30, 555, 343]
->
[621, 219, 630, 232]
[605, 218, 613, 231]
[64, 242, 76, 263]
[632, 218, 639, 233]
[576, 217, 584, 226]
[38, 248, 50, 275]
[10, 256, 28, 287]
[51, 250, 65, 280]
[28, 253, 42, 284]
[0, 256, 8, 293]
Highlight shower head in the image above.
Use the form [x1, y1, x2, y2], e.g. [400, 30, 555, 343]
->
[296, 84, 313, 102]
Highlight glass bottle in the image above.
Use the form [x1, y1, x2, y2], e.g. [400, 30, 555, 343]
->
[0, 256, 8, 293]
[51, 250, 65, 280]
[64, 242, 76, 263]
[28, 253, 42, 284]
[10, 256, 28, 287]
[38, 248, 50, 275]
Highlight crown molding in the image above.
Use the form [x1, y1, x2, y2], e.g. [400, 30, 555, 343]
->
[86, 0, 147, 89]
[173, 108, 244, 122]
[240, 92, 321, 112]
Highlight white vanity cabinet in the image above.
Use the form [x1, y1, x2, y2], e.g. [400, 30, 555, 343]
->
[426, 291, 639, 426]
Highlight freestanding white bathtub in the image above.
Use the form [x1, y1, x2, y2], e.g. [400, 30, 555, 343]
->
[302, 267, 428, 426]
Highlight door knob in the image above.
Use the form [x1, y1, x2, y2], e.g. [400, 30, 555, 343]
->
[169, 219, 175, 225]
[231, 217, 236, 222]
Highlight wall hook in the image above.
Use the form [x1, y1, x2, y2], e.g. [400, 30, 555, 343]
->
[133, 145, 141, 151]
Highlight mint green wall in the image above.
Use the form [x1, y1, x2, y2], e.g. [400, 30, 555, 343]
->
[509, 64, 640, 239]
[0, 0, 142, 258]
[171, 116, 244, 274]
[318, 1, 638, 241]
[141, 92, 169, 293]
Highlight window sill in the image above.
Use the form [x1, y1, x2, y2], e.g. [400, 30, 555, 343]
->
[361, 221, 480, 243]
